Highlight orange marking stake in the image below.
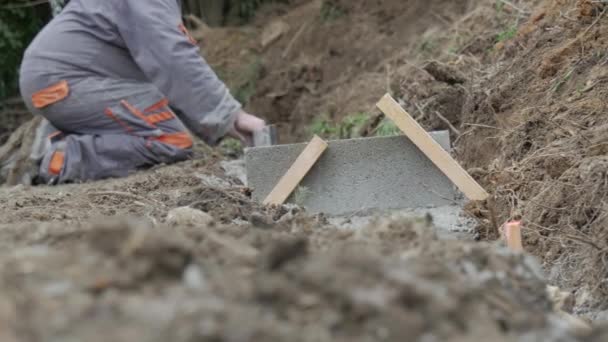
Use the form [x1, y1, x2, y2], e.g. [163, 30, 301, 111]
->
[504, 221, 524, 252]
[263, 135, 328, 206]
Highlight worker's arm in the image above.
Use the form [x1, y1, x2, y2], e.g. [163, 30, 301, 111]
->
[116, 0, 245, 145]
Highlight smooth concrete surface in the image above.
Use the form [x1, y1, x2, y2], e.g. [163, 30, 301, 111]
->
[245, 132, 459, 215]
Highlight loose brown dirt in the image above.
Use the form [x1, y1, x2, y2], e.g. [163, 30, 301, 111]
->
[455, 1, 608, 313]
[198, 0, 498, 142]
[200, 0, 608, 316]
[0, 159, 600, 340]
[3, 0, 608, 339]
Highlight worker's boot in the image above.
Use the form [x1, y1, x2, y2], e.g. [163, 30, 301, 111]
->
[0, 118, 59, 185]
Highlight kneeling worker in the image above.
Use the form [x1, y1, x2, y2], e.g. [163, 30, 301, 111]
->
[18, 0, 265, 184]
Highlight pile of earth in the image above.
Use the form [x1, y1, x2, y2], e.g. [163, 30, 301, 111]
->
[2, 0, 608, 337]
[452, 0, 608, 315]
[0, 158, 601, 341]
[381, 0, 608, 314]
[199, 0, 608, 315]
[197, 0, 500, 142]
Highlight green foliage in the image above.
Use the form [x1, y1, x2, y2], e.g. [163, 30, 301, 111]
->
[445, 33, 467, 55]
[234, 0, 262, 21]
[0, 6, 44, 99]
[337, 112, 368, 138]
[496, 24, 517, 43]
[419, 38, 438, 54]
[310, 117, 338, 138]
[219, 137, 244, 157]
[308, 113, 402, 140]
[229, 0, 289, 22]
[320, 1, 345, 22]
[550, 67, 575, 93]
[375, 118, 400, 137]
[495, 0, 505, 13]
[310, 112, 370, 139]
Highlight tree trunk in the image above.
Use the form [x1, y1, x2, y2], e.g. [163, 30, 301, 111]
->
[183, 0, 226, 27]
[201, 0, 226, 27]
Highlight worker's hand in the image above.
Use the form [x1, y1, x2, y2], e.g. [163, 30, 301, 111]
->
[227, 110, 266, 146]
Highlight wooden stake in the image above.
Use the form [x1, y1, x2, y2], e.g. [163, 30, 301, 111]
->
[504, 221, 524, 252]
[263, 135, 328, 205]
[376, 94, 489, 201]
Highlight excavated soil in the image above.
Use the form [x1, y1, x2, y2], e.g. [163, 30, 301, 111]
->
[199, 0, 608, 315]
[2, 0, 608, 339]
[198, 0, 495, 142]
[453, 0, 608, 314]
[0, 158, 602, 341]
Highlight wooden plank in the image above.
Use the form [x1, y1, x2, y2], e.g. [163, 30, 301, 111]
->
[376, 94, 489, 201]
[263, 135, 328, 205]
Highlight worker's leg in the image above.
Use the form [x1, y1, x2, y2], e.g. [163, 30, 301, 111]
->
[28, 78, 193, 184]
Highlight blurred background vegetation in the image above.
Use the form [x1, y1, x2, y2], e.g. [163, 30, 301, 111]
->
[0, 0, 284, 101]
[0, 3, 47, 100]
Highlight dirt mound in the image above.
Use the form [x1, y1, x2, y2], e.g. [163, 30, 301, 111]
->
[3, 0, 608, 337]
[441, 0, 608, 311]
[0, 211, 595, 341]
[199, 0, 489, 142]
[0, 153, 598, 340]
[198, 0, 608, 314]
[356, 0, 608, 312]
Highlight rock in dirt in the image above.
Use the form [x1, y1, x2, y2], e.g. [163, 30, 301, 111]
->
[249, 212, 276, 229]
[548, 285, 575, 313]
[166, 207, 214, 227]
[423, 61, 466, 85]
[182, 263, 207, 290]
[220, 159, 247, 185]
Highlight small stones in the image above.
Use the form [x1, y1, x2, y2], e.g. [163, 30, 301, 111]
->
[166, 207, 214, 227]
[183, 264, 207, 291]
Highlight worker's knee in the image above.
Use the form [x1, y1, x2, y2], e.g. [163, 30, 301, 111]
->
[154, 132, 193, 150]
[150, 132, 194, 163]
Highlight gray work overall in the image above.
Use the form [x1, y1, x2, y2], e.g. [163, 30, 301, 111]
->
[19, 0, 241, 183]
